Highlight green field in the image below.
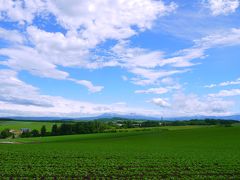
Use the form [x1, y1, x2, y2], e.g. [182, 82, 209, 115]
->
[0, 121, 61, 131]
[0, 125, 240, 179]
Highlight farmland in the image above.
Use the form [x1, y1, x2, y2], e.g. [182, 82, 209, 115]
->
[0, 120, 61, 131]
[1, 125, 240, 179]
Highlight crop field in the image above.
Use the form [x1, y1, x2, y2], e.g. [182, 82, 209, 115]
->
[0, 125, 240, 179]
[0, 121, 61, 131]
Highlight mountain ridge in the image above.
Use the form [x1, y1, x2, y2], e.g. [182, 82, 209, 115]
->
[1, 113, 240, 121]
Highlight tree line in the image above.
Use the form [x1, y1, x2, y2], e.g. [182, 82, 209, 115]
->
[21, 121, 108, 138]
[0, 119, 239, 139]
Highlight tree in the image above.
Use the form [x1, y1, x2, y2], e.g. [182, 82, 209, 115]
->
[51, 124, 58, 136]
[40, 125, 47, 136]
[31, 129, 40, 137]
[21, 131, 31, 138]
[60, 123, 73, 135]
[0, 129, 12, 139]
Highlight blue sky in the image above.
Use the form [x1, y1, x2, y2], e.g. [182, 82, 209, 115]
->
[0, 0, 240, 117]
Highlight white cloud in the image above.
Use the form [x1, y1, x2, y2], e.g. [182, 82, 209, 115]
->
[205, 77, 240, 88]
[155, 28, 240, 70]
[46, 0, 177, 38]
[220, 80, 240, 86]
[0, 0, 239, 117]
[0, 69, 53, 107]
[170, 93, 234, 116]
[70, 79, 104, 93]
[195, 28, 240, 48]
[135, 85, 180, 94]
[0, 0, 46, 24]
[128, 67, 189, 86]
[0, 69, 236, 117]
[0, 0, 177, 40]
[112, 41, 165, 69]
[205, 84, 217, 88]
[135, 87, 169, 94]
[109, 41, 190, 85]
[26, 26, 92, 67]
[147, 92, 235, 117]
[0, 27, 24, 43]
[203, 0, 239, 16]
[0, 0, 178, 90]
[0, 46, 69, 79]
[161, 77, 175, 85]
[149, 98, 170, 107]
[209, 88, 240, 97]
[158, 48, 205, 68]
[0, 46, 104, 93]
[0, 69, 163, 117]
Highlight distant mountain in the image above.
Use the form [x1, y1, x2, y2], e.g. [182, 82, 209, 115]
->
[1, 114, 240, 121]
[165, 115, 240, 121]
[87, 113, 162, 120]
[0, 113, 162, 121]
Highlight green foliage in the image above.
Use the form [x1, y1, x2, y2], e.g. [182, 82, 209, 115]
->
[40, 125, 47, 136]
[0, 129, 12, 139]
[141, 120, 159, 127]
[52, 121, 109, 136]
[51, 124, 58, 136]
[31, 129, 40, 137]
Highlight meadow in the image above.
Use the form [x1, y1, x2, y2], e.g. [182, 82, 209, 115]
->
[0, 120, 61, 131]
[1, 125, 240, 179]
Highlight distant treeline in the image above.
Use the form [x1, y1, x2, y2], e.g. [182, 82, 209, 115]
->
[20, 121, 107, 138]
[0, 119, 239, 139]
[164, 119, 239, 126]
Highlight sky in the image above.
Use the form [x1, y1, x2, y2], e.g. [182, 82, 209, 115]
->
[0, 0, 240, 118]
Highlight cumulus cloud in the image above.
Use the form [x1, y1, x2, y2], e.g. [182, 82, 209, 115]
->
[0, 69, 53, 107]
[0, 0, 46, 24]
[0, 69, 236, 117]
[111, 41, 165, 69]
[26, 26, 92, 67]
[0, 0, 239, 117]
[109, 41, 190, 85]
[46, 0, 177, 37]
[149, 98, 170, 107]
[0, 69, 163, 117]
[0, 46, 69, 79]
[0, 27, 24, 43]
[0, 0, 178, 90]
[209, 89, 240, 97]
[170, 93, 234, 115]
[147, 92, 235, 117]
[0, 46, 104, 93]
[203, 0, 239, 16]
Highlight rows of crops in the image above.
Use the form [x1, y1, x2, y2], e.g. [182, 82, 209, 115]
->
[1, 126, 240, 179]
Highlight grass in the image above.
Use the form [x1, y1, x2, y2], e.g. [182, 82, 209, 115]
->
[0, 125, 240, 178]
[0, 121, 61, 131]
